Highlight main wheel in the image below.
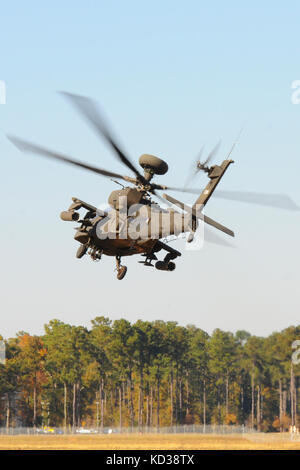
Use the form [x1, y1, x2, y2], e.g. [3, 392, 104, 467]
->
[155, 261, 167, 271]
[117, 266, 127, 280]
[76, 244, 88, 259]
[167, 262, 176, 271]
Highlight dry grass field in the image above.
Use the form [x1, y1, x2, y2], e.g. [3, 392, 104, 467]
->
[0, 433, 299, 450]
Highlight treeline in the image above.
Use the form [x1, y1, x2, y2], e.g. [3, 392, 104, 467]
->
[0, 318, 299, 431]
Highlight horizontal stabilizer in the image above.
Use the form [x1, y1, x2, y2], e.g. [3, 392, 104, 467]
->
[201, 214, 234, 237]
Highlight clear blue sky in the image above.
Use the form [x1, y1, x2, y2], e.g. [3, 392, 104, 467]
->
[1, 1, 300, 338]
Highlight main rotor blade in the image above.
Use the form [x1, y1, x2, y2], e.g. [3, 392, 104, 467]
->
[213, 190, 300, 211]
[161, 186, 300, 211]
[154, 185, 299, 210]
[7, 135, 134, 182]
[60, 92, 147, 184]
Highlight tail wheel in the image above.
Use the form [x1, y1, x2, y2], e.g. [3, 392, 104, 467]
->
[117, 266, 127, 280]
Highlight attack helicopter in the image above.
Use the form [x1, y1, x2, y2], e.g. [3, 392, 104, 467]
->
[8, 93, 299, 279]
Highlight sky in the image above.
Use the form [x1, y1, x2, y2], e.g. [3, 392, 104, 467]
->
[0, 1, 300, 338]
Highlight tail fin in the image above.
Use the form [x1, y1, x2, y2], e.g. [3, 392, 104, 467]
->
[192, 159, 234, 209]
[162, 159, 234, 239]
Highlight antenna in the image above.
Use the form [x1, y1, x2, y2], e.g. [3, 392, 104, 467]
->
[226, 126, 244, 160]
[110, 178, 124, 188]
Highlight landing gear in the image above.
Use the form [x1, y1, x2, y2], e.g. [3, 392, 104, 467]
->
[76, 244, 88, 259]
[138, 253, 158, 267]
[155, 253, 177, 272]
[117, 266, 127, 280]
[155, 260, 176, 271]
[116, 256, 127, 280]
[167, 261, 176, 271]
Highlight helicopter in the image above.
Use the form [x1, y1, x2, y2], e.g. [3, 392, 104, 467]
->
[8, 93, 300, 279]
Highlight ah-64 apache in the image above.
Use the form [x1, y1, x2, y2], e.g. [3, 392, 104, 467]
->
[8, 93, 299, 279]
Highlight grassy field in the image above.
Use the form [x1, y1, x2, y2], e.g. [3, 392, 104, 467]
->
[0, 433, 299, 450]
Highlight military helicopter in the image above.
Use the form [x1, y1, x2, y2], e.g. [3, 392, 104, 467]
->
[8, 93, 299, 279]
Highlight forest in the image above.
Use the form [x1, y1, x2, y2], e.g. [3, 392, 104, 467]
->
[0, 317, 299, 432]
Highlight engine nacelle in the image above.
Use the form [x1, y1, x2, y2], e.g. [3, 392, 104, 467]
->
[108, 187, 144, 210]
[60, 210, 80, 221]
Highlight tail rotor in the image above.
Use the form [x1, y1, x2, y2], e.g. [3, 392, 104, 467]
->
[196, 140, 221, 175]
